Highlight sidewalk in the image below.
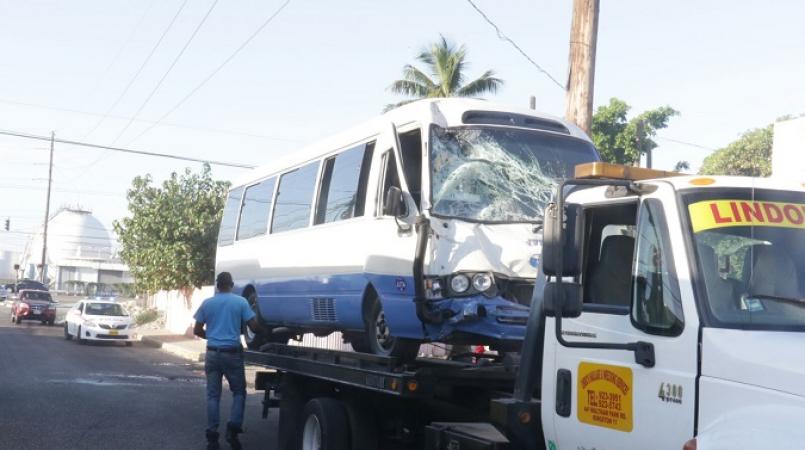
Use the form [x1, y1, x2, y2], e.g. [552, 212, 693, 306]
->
[139, 329, 207, 362]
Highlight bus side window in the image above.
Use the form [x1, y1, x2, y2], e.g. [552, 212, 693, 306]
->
[315, 142, 375, 225]
[398, 129, 422, 210]
[380, 150, 401, 216]
[218, 187, 244, 246]
[271, 161, 320, 233]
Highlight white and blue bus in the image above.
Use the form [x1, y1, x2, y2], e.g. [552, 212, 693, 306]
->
[215, 98, 599, 359]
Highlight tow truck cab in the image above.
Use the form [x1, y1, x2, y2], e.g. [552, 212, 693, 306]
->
[538, 163, 805, 450]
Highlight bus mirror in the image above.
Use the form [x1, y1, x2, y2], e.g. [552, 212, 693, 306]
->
[384, 186, 408, 217]
[543, 282, 583, 318]
[542, 202, 583, 277]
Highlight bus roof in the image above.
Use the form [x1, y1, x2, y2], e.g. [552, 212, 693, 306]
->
[230, 98, 591, 189]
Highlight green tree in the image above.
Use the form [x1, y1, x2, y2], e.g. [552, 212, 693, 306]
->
[591, 98, 678, 165]
[385, 36, 503, 111]
[699, 125, 773, 177]
[113, 164, 229, 298]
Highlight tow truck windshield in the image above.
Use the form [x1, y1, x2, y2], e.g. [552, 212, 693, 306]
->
[429, 125, 598, 223]
[684, 188, 805, 330]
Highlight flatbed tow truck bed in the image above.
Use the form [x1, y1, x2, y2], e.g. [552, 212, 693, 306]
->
[245, 344, 532, 449]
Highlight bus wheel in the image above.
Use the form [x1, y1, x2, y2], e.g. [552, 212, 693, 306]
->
[301, 398, 348, 450]
[244, 292, 268, 351]
[365, 297, 419, 362]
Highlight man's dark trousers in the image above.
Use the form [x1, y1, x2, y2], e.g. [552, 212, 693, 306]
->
[205, 348, 247, 433]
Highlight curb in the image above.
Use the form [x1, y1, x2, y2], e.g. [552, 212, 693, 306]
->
[140, 336, 206, 363]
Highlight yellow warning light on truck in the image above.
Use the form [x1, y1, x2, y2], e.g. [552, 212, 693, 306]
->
[575, 162, 683, 181]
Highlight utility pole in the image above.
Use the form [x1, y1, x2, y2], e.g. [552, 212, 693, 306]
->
[565, 0, 600, 135]
[40, 131, 54, 284]
[529, 96, 536, 110]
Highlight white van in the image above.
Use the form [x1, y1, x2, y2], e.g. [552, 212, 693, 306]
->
[215, 98, 599, 358]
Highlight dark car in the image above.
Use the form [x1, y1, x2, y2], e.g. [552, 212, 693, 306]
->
[11, 290, 56, 325]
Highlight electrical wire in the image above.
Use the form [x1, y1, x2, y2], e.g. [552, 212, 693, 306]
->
[464, 0, 565, 90]
[81, 0, 158, 106]
[0, 128, 254, 169]
[127, 0, 293, 145]
[109, 0, 220, 145]
[655, 136, 715, 151]
[0, 97, 303, 143]
[83, 0, 191, 139]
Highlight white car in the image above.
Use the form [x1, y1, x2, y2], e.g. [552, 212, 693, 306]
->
[64, 300, 137, 345]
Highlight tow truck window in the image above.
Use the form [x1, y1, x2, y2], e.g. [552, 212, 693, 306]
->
[583, 202, 637, 309]
[631, 199, 684, 336]
[684, 189, 805, 330]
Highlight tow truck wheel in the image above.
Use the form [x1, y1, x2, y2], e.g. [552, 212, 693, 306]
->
[64, 323, 72, 340]
[365, 298, 419, 362]
[343, 400, 378, 450]
[301, 398, 348, 450]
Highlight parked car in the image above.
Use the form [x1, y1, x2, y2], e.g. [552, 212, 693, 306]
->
[10, 290, 56, 325]
[64, 300, 136, 346]
[6, 279, 49, 300]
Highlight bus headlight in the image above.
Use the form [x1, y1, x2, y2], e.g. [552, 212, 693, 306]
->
[472, 273, 494, 292]
[450, 274, 470, 293]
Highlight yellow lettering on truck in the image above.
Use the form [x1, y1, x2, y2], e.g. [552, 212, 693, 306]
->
[688, 200, 805, 233]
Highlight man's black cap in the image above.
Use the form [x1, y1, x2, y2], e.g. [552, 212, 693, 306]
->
[216, 272, 233, 286]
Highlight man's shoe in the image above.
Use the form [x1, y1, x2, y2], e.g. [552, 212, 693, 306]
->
[206, 431, 220, 449]
[225, 423, 242, 450]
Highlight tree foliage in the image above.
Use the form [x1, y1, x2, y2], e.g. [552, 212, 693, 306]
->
[591, 98, 678, 165]
[385, 36, 503, 111]
[698, 125, 773, 177]
[113, 164, 229, 295]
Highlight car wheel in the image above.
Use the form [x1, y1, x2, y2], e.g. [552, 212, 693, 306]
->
[64, 323, 73, 340]
[77, 326, 85, 344]
[125, 342, 133, 347]
[364, 295, 419, 362]
[48, 320, 54, 326]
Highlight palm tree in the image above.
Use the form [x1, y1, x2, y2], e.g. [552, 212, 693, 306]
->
[385, 36, 503, 111]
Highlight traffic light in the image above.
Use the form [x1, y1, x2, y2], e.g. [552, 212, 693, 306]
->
[4, 218, 8, 231]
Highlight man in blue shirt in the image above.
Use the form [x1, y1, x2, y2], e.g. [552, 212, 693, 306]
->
[194, 272, 262, 450]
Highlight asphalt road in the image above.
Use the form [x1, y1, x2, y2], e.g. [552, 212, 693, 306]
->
[0, 304, 278, 450]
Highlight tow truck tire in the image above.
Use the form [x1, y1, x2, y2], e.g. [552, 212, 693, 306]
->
[365, 296, 419, 362]
[300, 398, 348, 450]
[343, 400, 378, 450]
[64, 323, 72, 340]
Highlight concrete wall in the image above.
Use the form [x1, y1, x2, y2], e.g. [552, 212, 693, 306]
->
[773, 117, 805, 182]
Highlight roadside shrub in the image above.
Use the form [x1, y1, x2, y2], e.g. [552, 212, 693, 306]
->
[135, 308, 161, 326]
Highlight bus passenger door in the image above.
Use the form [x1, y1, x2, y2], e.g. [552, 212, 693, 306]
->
[363, 125, 423, 339]
[543, 189, 699, 450]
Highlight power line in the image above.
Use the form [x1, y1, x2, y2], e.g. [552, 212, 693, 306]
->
[81, 0, 158, 106]
[127, 0, 293, 145]
[464, 0, 565, 90]
[110, 0, 220, 145]
[655, 136, 716, 151]
[83, 0, 191, 139]
[0, 97, 303, 143]
[0, 128, 254, 169]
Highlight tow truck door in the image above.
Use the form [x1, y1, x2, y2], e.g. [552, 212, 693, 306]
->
[542, 185, 700, 450]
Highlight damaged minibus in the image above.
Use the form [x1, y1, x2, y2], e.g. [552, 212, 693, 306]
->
[215, 98, 599, 359]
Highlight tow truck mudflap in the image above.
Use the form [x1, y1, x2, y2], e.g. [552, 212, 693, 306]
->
[255, 371, 280, 419]
[425, 422, 510, 450]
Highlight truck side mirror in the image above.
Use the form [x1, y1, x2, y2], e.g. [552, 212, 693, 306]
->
[542, 202, 583, 277]
[543, 282, 583, 318]
[383, 186, 408, 218]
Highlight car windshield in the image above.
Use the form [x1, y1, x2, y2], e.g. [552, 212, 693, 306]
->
[429, 125, 599, 223]
[685, 188, 805, 330]
[23, 291, 52, 301]
[85, 303, 127, 316]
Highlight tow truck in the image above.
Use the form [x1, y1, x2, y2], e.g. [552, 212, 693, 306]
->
[245, 162, 805, 450]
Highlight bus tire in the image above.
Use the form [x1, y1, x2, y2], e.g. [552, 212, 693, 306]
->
[244, 290, 269, 351]
[365, 296, 419, 362]
[300, 398, 348, 450]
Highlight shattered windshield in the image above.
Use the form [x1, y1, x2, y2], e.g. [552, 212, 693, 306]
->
[429, 125, 598, 222]
[685, 189, 805, 330]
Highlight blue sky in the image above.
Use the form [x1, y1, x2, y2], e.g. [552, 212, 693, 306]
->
[1, 0, 803, 252]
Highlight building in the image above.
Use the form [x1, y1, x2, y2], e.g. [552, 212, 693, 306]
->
[772, 117, 805, 182]
[19, 208, 132, 293]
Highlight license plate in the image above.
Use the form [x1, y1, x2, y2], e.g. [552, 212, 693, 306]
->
[109, 330, 119, 336]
